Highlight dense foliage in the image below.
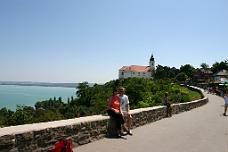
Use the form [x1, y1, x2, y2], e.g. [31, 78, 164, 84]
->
[1, 59, 227, 127]
[155, 60, 228, 83]
[1, 57, 227, 128]
[0, 78, 202, 127]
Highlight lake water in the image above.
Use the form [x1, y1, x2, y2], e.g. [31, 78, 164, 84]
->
[0, 85, 77, 111]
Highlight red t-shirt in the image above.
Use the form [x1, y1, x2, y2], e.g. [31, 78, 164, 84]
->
[110, 95, 121, 113]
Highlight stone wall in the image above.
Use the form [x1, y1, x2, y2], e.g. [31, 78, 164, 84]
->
[0, 87, 208, 152]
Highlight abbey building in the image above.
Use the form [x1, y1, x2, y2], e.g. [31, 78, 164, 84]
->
[119, 54, 155, 79]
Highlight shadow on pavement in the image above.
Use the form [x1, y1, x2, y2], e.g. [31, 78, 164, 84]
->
[105, 134, 127, 140]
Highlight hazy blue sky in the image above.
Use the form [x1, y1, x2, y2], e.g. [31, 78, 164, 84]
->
[0, 0, 227, 83]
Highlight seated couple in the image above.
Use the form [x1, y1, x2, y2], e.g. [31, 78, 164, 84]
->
[107, 87, 133, 137]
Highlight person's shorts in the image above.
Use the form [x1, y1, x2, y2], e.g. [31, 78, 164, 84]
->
[225, 103, 228, 107]
[122, 111, 128, 117]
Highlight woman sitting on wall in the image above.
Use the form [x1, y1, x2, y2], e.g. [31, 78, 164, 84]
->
[107, 88, 125, 136]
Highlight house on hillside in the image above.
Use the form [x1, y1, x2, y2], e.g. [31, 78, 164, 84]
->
[214, 69, 228, 83]
[119, 54, 155, 79]
[193, 69, 213, 84]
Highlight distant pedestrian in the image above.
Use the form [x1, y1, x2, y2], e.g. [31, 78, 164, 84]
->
[163, 92, 172, 117]
[223, 90, 228, 116]
[119, 87, 133, 135]
[107, 88, 125, 136]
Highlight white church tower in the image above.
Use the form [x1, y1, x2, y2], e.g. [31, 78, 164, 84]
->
[119, 53, 156, 79]
[150, 54, 155, 71]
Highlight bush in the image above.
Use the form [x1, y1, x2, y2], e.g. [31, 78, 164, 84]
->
[0, 78, 202, 127]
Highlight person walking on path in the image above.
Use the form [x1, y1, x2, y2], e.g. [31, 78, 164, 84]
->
[118, 87, 133, 135]
[107, 88, 125, 136]
[223, 90, 228, 116]
[163, 92, 172, 117]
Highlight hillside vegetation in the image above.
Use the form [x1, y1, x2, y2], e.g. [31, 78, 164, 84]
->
[0, 78, 202, 127]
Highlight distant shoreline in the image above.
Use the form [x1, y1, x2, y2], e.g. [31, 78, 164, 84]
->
[0, 82, 78, 88]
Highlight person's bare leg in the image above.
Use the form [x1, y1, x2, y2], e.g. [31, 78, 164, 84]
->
[224, 105, 227, 116]
[169, 107, 172, 117]
[127, 115, 133, 135]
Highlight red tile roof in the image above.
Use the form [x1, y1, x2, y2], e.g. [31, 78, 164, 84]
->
[120, 65, 151, 72]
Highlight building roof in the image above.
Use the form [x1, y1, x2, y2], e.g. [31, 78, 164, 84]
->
[215, 70, 228, 76]
[119, 65, 151, 72]
[201, 69, 213, 74]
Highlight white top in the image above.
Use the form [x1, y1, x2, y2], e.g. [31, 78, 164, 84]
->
[119, 94, 129, 112]
[224, 95, 228, 104]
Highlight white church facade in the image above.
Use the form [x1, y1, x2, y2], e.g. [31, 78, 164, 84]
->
[119, 54, 155, 79]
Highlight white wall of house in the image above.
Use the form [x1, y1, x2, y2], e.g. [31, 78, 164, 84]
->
[221, 77, 228, 82]
[214, 76, 228, 82]
[119, 70, 152, 79]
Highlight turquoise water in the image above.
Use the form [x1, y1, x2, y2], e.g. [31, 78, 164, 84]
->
[0, 85, 77, 111]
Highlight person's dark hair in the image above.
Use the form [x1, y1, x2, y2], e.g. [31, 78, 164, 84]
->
[165, 92, 168, 96]
[112, 88, 118, 94]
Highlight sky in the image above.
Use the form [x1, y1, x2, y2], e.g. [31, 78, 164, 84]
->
[0, 0, 227, 83]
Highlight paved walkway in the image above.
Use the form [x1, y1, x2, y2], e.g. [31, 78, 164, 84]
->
[75, 93, 228, 152]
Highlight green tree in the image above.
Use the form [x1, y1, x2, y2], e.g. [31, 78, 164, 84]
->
[0, 77, 202, 127]
[76, 82, 92, 107]
[0, 108, 14, 127]
[155, 65, 179, 80]
[175, 72, 188, 83]
[180, 64, 195, 79]
[10, 106, 35, 125]
[211, 60, 228, 73]
[34, 109, 64, 122]
[35, 99, 65, 111]
[200, 63, 209, 70]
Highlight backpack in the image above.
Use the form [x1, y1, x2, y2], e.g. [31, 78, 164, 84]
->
[53, 138, 73, 152]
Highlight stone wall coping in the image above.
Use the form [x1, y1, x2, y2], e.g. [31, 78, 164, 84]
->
[0, 114, 109, 137]
[0, 105, 166, 137]
[130, 106, 164, 114]
[130, 96, 207, 114]
[172, 96, 208, 106]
